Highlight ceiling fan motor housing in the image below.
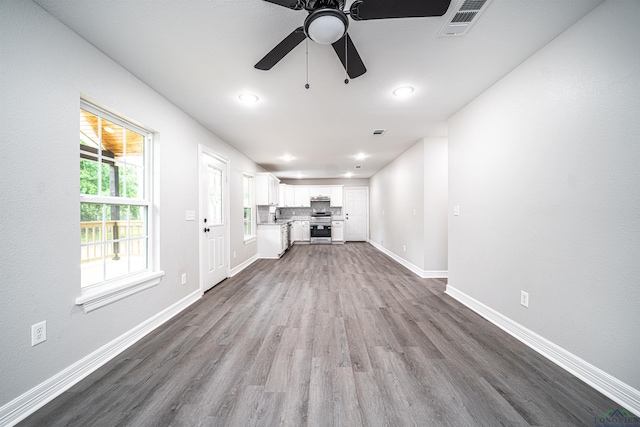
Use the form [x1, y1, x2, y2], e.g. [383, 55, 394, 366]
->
[305, 0, 345, 10]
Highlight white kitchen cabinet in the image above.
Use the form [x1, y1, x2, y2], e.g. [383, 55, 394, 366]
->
[279, 184, 295, 207]
[257, 223, 286, 258]
[293, 220, 310, 242]
[331, 220, 344, 243]
[292, 221, 302, 241]
[294, 186, 311, 207]
[256, 173, 280, 206]
[278, 184, 285, 206]
[330, 186, 343, 207]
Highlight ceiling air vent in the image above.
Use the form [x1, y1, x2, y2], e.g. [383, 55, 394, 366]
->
[373, 129, 386, 136]
[438, 0, 493, 37]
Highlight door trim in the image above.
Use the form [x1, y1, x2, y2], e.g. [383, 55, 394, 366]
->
[198, 144, 230, 294]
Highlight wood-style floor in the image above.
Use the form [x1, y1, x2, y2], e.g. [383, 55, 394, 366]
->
[21, 243, 619, 426]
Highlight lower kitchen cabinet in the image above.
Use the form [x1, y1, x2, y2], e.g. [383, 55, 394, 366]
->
[293, 220, 310, 242]
[257, 224, 287, 258]
[331, 220, 344, 243]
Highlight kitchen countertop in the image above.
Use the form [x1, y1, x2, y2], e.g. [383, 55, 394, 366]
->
[259, 217, 344, 223]
[258, 219, 293, 225]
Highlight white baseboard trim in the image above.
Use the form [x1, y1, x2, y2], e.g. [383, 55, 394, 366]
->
[369, 240, 448, 279]
[445, 285, 640, 416]
[0, 289, 202, 427]
[229, 254, 258, 277]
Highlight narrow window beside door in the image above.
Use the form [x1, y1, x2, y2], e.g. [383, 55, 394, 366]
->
[243, 174, 255, 241]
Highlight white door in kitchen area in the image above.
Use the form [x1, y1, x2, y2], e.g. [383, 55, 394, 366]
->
[344, 187, 368, 241]
[199, 147, 229, 292]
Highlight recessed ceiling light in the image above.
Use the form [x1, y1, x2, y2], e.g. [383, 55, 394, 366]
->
[392, 86, 414, 97]
[355, 153, 368, 160]
[344, 172, 354, 178]
[281, 154, 295, 162]
[103, 126, 115, 134]
[239, 93, 259, 103]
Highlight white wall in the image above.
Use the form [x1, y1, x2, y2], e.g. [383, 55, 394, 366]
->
[423, 138, 448, 272]
[371, 141, 425, 268]
[0, 0, 260, 406]
[448, 0, 640, 391]
[370, 139, 448, 275]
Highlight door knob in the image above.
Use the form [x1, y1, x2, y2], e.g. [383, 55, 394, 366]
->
[203, 227, 210, 232]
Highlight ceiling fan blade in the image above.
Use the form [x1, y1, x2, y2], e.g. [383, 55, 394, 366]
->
[331, 33, 367, 79]
[255, 27, 307, 71]
[350, 0, 451, 20]
[263, 0, 305, 10]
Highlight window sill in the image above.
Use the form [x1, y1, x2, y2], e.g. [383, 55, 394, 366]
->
[76, 271, 165, 313]
[244, 236, 256, 245]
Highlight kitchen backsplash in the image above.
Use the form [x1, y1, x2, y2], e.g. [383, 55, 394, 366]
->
[257, 202, 342, 223]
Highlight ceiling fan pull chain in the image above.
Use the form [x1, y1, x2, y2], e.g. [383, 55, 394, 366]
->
[305, 38, 310, 89]
[344, 34, 349, 84]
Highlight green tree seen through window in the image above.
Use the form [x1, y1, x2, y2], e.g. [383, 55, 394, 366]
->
[80, 153, 140, 222]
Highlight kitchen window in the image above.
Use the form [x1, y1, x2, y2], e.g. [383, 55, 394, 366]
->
[76, 100, 163, 312]
[243, 174, 255, 242]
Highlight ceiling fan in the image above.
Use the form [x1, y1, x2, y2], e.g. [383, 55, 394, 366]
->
[255, 0, 452, 80]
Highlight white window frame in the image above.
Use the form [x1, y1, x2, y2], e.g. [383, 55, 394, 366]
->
[243, 173, 256, 244]
[76, 100, 163, 313]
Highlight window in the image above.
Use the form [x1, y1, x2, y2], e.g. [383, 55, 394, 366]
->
[243, 174, 255, 241]
[77, 101, 162, 312]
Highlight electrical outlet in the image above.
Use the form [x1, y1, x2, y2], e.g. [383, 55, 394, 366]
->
[31, 321, 47, 346]
[520, 291, 529, 308]
[181, 273, 187, 285]
[403, 244, 406, 252]
[233, 251, 237, 259]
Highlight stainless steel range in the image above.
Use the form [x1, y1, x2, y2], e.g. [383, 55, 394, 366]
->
[310, 212, 332, 244]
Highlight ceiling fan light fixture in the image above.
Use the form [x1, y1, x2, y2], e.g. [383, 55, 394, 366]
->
[393, 86, 415, 97]
[304, 9, 349, 45]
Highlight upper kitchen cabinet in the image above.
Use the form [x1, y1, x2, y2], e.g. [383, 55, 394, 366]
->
[294, 186, 311, 207]
[256, 173, 280, 205]
[279, 184, 295, 207]
[330, 186, 343, 207]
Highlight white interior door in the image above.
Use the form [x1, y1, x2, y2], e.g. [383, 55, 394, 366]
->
[200, 150, 229, 292]
[344, 187, 368, 241]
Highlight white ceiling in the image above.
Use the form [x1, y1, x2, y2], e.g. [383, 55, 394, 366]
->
[34, 0, 603, 179]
